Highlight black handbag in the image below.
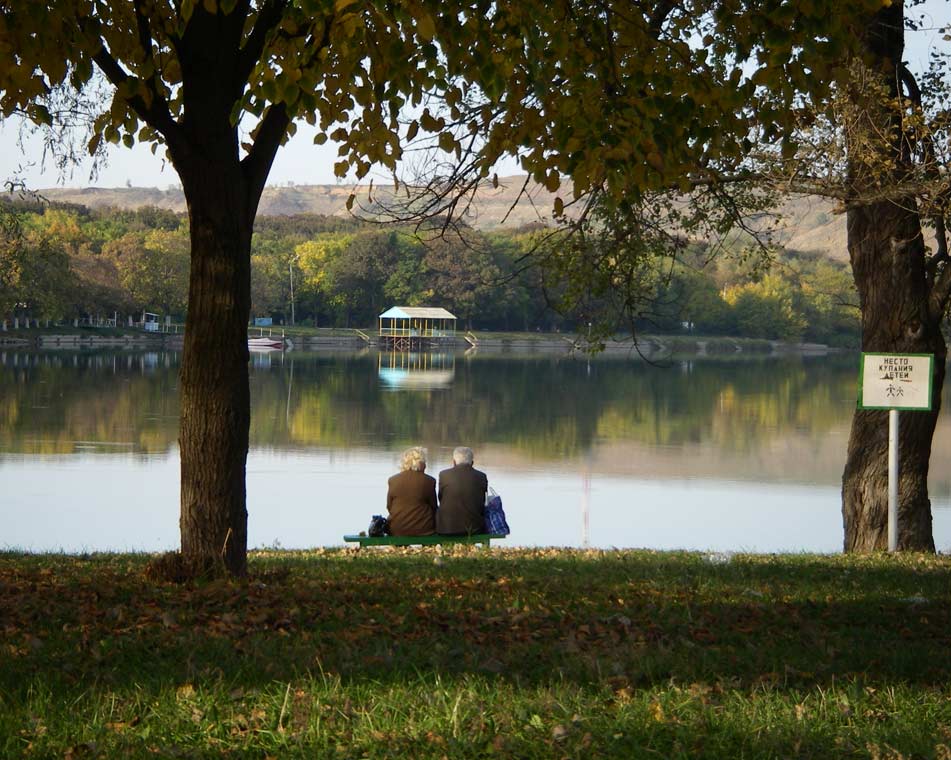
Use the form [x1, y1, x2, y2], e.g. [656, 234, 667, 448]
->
[368, 514, 389, 537]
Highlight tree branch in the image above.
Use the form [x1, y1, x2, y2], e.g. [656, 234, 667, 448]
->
[928, 212, 951, 319]
[240, 8, 332, 207]
[892, 62, 951, 320]
[131, 0, 178, 138]
[237, 0, 290, 87]
[241, 102, 290, 210]
[81, 22, 182, 150]
[646, 0, 678, 36]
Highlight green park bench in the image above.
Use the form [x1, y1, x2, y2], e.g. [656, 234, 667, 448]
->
[343, 533, 506, 549]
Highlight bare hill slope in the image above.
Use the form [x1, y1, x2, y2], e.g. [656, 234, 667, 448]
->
[9, 178, 849, 260]
[774, 196, 847, 262]
[14, 176, 563, 229]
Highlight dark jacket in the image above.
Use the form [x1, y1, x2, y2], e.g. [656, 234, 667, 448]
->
[436, 463, 488, 535]
[386, 469, 437, 536]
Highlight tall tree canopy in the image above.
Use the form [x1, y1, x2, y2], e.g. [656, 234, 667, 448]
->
[501, 0, 950, 552]
[560, 1, 950, 552]
[1, 0, 914, 572]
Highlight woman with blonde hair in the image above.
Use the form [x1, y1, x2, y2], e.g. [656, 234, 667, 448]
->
[386, 446, 437, 535]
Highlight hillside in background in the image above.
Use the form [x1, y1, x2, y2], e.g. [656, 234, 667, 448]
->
[1, 182, 860, 344]
[8, 176, 562, 229]
[5, 178, 850, 260]
[774, 196, 848, 263]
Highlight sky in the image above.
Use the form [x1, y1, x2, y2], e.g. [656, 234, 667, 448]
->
[0, 119, 360, 190]
[1, 1, 947, 191]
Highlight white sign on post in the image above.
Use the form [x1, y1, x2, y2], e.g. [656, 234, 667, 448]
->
[858, 352, 934, 552]
[859, 353, 933, 411]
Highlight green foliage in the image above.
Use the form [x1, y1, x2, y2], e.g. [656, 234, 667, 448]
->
[11, 236, 77, 319]
[0, 205, 22, 312]
[0, 202, 194, 319]
[0, 207, 80, 319]
[680, 253, 859, 345]
[0, 202, 860, 342]
[0, 0, 883, 207]
[676, 270, 736, 335]
[111, 228, 190, 314]
[723, 275, 807, 341]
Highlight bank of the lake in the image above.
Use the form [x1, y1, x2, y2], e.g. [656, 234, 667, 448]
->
[0, 323, 842, 357]
[1, 548, 949, 758]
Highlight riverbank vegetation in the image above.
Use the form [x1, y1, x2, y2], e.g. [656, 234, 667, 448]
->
[0, 201, 860, 346]
[1, 548, 949, 758]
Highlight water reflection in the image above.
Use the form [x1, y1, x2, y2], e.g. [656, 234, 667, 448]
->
[0, 349, 942, 468]
[0, 349, 893, 469]
[377, 351, 455, 391]
[3, 349, 951, 552]
[0, 350, 180, 456]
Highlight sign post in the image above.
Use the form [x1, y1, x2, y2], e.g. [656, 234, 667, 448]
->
[888, 409, 899, 551]
[858, 353, 934, 552]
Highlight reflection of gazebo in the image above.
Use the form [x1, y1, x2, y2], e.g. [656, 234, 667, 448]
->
[378, 306, 457, 350]
[378, 352, 455, 390]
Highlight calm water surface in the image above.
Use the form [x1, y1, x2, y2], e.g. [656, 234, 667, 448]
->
[3, 348, 951, 553]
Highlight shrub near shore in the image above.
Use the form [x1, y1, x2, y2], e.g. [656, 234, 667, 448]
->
[1, 548, 949, 758]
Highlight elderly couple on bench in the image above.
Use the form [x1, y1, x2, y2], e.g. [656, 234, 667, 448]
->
[386, 445, 487, 537]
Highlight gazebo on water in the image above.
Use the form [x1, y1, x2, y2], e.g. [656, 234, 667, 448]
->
[378, 306, 457, 350]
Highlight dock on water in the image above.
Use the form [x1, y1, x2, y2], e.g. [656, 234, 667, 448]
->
[377, 306, 457, 351]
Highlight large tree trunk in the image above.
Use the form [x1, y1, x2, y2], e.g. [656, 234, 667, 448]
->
[842, 202, 944, 551]
[175, 155, 254, 576]
[841, 2, 944, 552]
[74, 2, 289, 578]
[167, 8, 260, 577]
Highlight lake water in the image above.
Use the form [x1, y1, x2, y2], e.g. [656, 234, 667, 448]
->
[3, 348, 951, 554]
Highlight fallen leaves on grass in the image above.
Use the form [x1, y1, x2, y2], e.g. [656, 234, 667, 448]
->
[2, 549, 951, 696]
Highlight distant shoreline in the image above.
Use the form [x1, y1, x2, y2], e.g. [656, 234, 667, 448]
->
[0, 324, 843, 357]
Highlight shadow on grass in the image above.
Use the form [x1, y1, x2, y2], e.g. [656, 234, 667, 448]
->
[1, 549, 949, 694]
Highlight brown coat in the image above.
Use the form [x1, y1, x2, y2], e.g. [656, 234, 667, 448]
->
[386, 469, 437, 536]
[436, 463, 488, 535]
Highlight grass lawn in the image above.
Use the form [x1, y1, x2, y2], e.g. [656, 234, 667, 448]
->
[1, 548, 949, 758]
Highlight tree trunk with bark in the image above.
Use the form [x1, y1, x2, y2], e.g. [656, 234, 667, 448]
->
[175, 153, 254, 576]
[841, 3, 945, 552]
[161, 8, 285, 576]
[45, 2, 297, 577]
[842, 201, 944, 551]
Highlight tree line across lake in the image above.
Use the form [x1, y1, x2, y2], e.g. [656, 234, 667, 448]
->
[0, 200, 859, 345]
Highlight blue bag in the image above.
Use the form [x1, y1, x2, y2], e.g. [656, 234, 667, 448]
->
[483, 487, 510, 535]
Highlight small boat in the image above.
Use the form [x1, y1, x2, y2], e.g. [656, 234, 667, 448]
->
[248, 336, 284, 350]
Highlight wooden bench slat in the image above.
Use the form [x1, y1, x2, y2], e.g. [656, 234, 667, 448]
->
[343, 533, 505, 547]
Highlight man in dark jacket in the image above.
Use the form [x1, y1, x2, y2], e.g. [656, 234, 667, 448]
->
[436, 446, 488, 535]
